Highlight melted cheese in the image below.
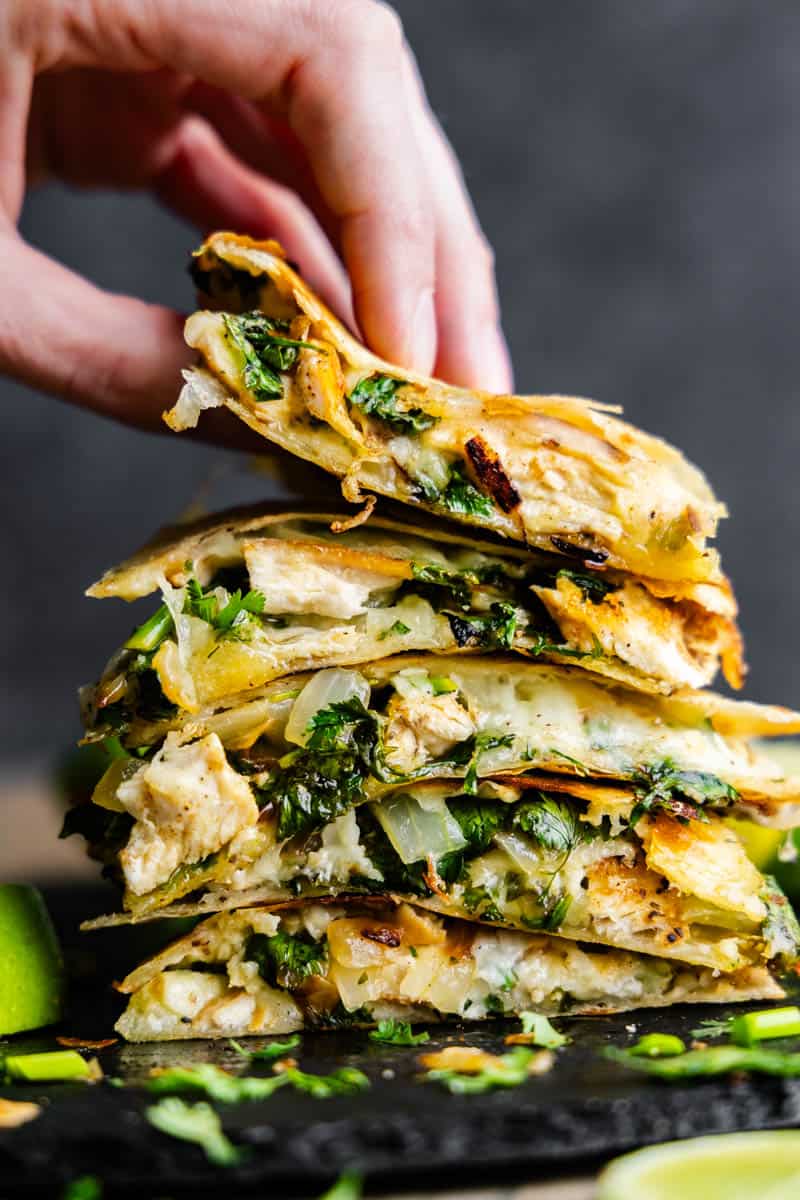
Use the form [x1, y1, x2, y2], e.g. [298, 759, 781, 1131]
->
[174, 234, 728, 590]
[114, 901, 783, 1040]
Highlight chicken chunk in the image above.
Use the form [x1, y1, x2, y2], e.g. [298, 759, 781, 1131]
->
[384, 691, 476, 772]
[118, 733, 258, 895]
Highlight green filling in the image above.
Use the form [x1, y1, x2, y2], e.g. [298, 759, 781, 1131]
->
[258, 699, 385, 841]
[245, 929, 327, 989]
[629, 758, 739, 825]
[348, 374, 438, 433]
[224, 311, 316, 401]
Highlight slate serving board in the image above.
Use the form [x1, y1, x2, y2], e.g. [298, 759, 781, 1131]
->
[2, 885, 799, 1198]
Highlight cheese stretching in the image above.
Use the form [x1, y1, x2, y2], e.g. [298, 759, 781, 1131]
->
[85, 506, 742, 715]
[166, 233, 731, 589]
[114, 900, 783, 1043]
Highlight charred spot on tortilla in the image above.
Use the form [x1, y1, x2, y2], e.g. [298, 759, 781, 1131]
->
[464, 436, 521, 513]
[550, 537, 609, 568]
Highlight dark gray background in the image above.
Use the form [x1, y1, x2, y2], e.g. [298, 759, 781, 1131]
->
[2, 1, 799, 763]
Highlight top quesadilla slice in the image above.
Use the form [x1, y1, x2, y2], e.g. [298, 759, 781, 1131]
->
[84, 505, 742, 725]
[166, 232, 728, 588]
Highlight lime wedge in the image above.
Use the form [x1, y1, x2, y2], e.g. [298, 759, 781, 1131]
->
[726, 817, 783, 870]
[0, 885, 63, 1036]
[598, 1132, 800, 1200]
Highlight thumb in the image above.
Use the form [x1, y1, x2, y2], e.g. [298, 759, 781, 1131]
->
[0, 229, 188, 430]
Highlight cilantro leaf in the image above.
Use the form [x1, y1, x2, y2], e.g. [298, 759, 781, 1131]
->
[519, 1012, 569, 1048]
[689, 1016, 734, 1041]
[440, 463, 494, 518]
[513, 794, 583, 855]
[223, 311, 316, 401]
[146, 1063, 288, 1104]
[455, 732, 515, 794]
[409, 562, 472, 610]
[145, 1097, 243, 1166]
[447, 797, 508, 854]
[368, 1019, 430, 1046]
[424, 1045, 548, 1094]
[245, 930, 327, 989]
[280, 1065, 370, 1098]
[520, 893, 572, 932]
[257, 698, 383, 840]
[630, 758, 739, 825]
[183, 573, 265, 641]
[462, 885, 504, 922]
[554, 568, 616, 603]
[349, 373, 437, 433]
[446, 602, 518, 650]
[228, 1035, 301, 1061]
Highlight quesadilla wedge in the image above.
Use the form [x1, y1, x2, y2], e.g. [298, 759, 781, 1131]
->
[85, 506, 742, 716]
[166, 232, 728, 588]
[113, 899, 784, 1042]
[79, 656, 800, 832]
[77, 771, 800, 976]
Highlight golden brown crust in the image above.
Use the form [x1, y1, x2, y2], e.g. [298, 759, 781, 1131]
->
[169, 232, 731, 588]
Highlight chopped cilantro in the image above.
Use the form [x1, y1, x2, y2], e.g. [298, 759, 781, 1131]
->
[368, 1019, 430, 1046]
[689, 1016, 734, 1041]
[146, 1063, 287, 1103]
[258, 699, 383, 840]
[223, 311, 316, 401]
[513, 794, 583, 855]
[446, 602, 518, 650]
[279, 1065, 370, 1098]
[145, 1097, 243, 1166]
[447, 797, 508, 854]
[245, 930, 326, 989]
[554, 568, 616, 603]
[520, 893, 572, 932]
[183, 573, 265, 643]
[424, 1045, 546, 1094]
[451, 731, 515, 795]
[462, 885, 503, 922]
[519, 1012, 569, 1048]
[349, 373, 437, 433]
[379, 619, 411, 641]
[629, 759, 739, 825]
[409, 562, 472, 610]
[228, 1035, 301, 1061]
[440, 463, 494, 518]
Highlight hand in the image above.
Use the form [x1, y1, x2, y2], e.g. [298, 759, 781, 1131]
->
[0, 0, 512, 436]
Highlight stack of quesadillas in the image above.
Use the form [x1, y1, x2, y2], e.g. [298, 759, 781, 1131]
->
[67, 234, 800, 1041]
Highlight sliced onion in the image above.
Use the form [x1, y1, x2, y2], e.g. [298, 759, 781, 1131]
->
[284, 668, 370, 746]
[372, 792, 467, 865]
[493, 831, 550, 883]
[390, 667, 434, 699]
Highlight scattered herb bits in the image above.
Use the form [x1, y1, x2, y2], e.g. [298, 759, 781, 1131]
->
[368, 1019, 430, 1047]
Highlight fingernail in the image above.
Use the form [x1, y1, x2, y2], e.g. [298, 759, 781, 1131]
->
[406, 287, 437, 375]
